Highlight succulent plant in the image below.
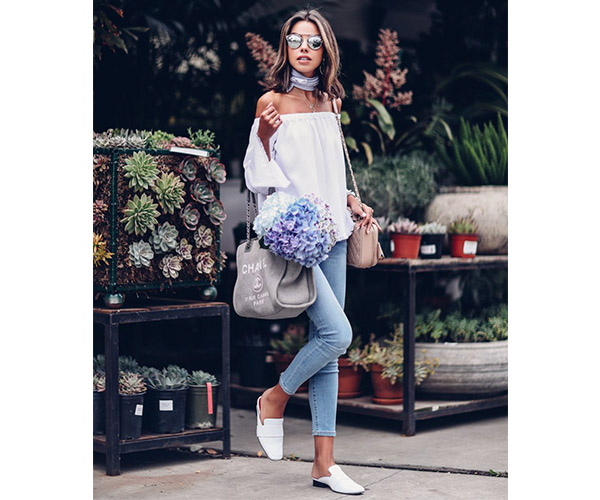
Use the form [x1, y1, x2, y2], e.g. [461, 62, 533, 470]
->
[194, 225, 213, 248]
[93, 232, 114, 267]
[188, 128, 216, 150]
[179, 157, 198, 182]
[190, 180, 215, 204]
[447, 216, 479, 234]
[128, 240, 154, 268]
[388, 217, 421, 234]
[169, 136, 194, 149]
[176, 238, 193, 260]
[150, 221, 179, 253]
[94, 372, 106, 392]
[123, 151, 159, 192]
[125, 129, 151, 149]
[147, 130, 175, 149]
[93, 354, 105, 374]
[188, 370, 218, 386]
[205, 160, 226, 184]
[93, 130, 111, 148]
[204, 200, 227, 226]
[419, 221, 447, 234]
[153, 171, 186, 214]
[146, 368, 188, 390]
[119, 371, 147, 395]
[93, 199, 109, 226]
[138, 365, 161, 382]
[195, 252, 215, 274]
[165, 364, 190, 379]
[107, 132, 128, 148]
[180, 203, 201, 231]
[121, 193, 160, 236]
[268, 323, 308, 355]
[119, 356, 140, 373]
[215, 250, 228, 272]
[159, 254, 183, 278]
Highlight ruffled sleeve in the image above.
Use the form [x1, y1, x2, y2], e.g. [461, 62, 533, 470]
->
[243, 119, 291, 195]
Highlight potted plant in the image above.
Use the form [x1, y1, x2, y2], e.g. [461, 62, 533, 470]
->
[119, 371, 147, 440]
[447, 216, 479, 258]
[415, 303, 508, 398]
[145, 365, 189, 434]
[352, 326, 439, 405]
[337, 336, 365, 399]
[268, 322, 309, 392]
[186, 370, 220, 429]
[388, 217, 422, 259]
[93, 372, 106, 435]
[418, 222, 447, 259]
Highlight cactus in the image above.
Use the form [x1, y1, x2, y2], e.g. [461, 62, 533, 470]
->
[204, 200, 227, 226]
[153, 171, 186, 214]
[388, 217, 421, 234]
[419, 221, 447, 234]
[123, 151, 159, 192]
[121, 193, 160, 236]
[128, 240, 154, 268]
[150, 221, 179, 253]
[94, 372, 106, 391]
[194, 225, 213, 248]
[190, 180, 215, 204]
[158, 254, 183, 278]
[180, 203, 201, 231]
[206, 160, 226, 184]
[195, 252, 215, 274]
[176, 238, 193, 261]
[119, 371, 147, 395]
[447, 216, 479, 234]
[179, 157, 198, 182]
[188, 370, 218, 386]
[93, 232, 114, 267]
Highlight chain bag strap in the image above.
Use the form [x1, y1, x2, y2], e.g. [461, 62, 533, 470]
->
[332, 98, 384, 267]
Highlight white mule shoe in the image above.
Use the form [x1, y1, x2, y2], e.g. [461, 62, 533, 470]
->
[256, 395, 284, 460]
[312, 464, 365, 495]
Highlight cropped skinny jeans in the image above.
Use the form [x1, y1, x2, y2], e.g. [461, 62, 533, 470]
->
[279, 239, 352, 436]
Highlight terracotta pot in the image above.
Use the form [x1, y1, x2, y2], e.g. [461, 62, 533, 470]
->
[449, 233, 479, 258]
[369, 363, 403, 405]
[272, 353, 308, 392]
[337, 358, 363, 399]
[390, 233, 422, 259]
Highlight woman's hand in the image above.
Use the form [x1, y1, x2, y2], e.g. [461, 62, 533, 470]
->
[348, 196, 382, 234]
[257, 102, 282, 153]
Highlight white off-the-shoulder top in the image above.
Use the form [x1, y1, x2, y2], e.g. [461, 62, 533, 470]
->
[242, 110, 355, 242]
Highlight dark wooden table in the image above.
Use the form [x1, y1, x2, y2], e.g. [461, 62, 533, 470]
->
[93, 298, 231, 475]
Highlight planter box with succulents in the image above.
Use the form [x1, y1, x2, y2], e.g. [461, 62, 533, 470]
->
[93, 128, 228, 306]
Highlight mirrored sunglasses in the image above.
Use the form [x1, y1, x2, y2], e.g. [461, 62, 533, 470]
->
[285, 34, 323, 50]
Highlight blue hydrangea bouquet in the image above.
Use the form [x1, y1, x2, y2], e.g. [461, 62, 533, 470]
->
[253, 191, 337, 267]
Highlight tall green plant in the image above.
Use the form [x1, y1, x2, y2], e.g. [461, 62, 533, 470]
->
[436, 113, 507, 185]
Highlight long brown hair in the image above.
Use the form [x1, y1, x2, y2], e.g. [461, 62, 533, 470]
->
[265, 9, 345, 100]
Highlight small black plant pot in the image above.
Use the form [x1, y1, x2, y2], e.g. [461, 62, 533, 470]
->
[145, 387, 188, 434]
[119, 392, 145, 440]
[186, 383, 220, 429]
[93, 390, 105, 435]
[419, 233, 445, 259]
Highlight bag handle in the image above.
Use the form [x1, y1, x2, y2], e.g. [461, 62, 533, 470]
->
[245, 187, 275, 251]
[331, 98, 362, 207]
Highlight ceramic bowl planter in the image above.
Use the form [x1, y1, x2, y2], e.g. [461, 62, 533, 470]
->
[337, 358, 364, 399]
[369, 363, 403, 404]
[119, 393, 145, 439]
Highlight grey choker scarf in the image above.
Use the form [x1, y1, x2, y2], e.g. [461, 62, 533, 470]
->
[287, 67, 319, 92]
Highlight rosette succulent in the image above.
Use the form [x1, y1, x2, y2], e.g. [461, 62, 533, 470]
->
[147, 130, 175, 149]
[190, 180, 215, 204]
[121, 193, 160, 236]
[128, 240, 154, 268]
[93, 232, 114, 267]
[93, 373, 106, 392]
[195, 252, 215, 274]
[206, 160, 226, 184]
[177, 238, 193, 260]
[389, 217, 421, 234]
[180, 203, 201, 231]
[153, 171, 186, 214]
[419, 221, 447, 234]
[93, 199, 109, 226]
[448, 216, 479, 234]
[119, 372, 146, 395]
[159, 254, 183, 278]
[107, 132, 128, 148]
[150, 222, 179, 253]
[93, 130, 111, 148]
[188, 370, 218, 386]
[126, 129, 151, 149]
[204, 199, 227, 226]
[179, 157, 198, 182]
[194, 225, 213, 248]
[123, 151, 159, 192]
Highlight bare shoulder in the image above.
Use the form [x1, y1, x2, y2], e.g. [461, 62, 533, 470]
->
[255, 91, 281, 118]
[323, 92, 342, 113]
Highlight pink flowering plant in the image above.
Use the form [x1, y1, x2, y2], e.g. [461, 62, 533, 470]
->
[253, 191, 337, 268]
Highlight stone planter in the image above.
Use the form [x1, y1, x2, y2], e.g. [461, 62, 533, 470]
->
[415, 340, 507, 398]
[424, 186, 507, 254]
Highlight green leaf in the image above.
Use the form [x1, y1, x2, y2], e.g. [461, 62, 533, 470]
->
[360, 142, 373, 165]
[340, 111, 351, 126]
[346, 136, 358, 152]
[367, 99, 395, 140]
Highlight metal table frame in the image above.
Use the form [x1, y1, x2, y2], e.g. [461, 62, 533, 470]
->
[93, 299, 231, 475]
[362, 255, 508, 435]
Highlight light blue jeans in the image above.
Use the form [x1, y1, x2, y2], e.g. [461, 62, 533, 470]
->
[279, 239, 352, 436]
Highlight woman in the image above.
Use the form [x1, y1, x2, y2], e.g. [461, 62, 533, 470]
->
[242, 9, 380, 495]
